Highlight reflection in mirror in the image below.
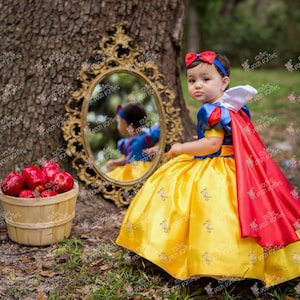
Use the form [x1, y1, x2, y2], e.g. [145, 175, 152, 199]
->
[86, 72, 160, 181]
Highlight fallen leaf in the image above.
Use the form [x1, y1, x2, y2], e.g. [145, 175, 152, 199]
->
[24, 266, 38, 274]
[21, 257, 35, 263]
[39, 270, 64, 277]
[99, 264, 109, 270]
[285, 296, 296, 300]
[41, 261, 55, 269]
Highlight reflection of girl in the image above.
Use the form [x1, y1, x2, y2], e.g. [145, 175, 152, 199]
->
[105, 102, 160, 181]
[116, 51, 300, 287]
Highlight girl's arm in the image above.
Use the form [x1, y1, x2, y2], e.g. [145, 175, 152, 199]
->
[168, 135, 223, 158]
[105, 157, 126, 169]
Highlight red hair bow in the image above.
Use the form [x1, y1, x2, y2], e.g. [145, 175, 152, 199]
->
[185, 51, 228, 76]
[185, 51, 216, 67]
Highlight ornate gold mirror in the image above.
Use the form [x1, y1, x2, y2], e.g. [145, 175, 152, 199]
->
[62, 22, 182, 206]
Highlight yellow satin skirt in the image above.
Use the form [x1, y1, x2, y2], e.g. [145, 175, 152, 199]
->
[106, 161, 152, 181]
[116, 154, 300, 287]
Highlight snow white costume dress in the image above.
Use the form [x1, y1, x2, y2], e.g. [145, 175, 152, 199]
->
[116, 85, 300, 287]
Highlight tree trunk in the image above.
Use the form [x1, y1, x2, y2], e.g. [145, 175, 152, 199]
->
[0, 0, 195, 179]
[186, 2, 202, 52]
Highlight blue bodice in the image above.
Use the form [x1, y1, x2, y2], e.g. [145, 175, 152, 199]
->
[118, 126, 160, 163]
[195, 102, 250, 159]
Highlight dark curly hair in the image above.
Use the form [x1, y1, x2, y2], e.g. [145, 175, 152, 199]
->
[121, 102, 147, 128]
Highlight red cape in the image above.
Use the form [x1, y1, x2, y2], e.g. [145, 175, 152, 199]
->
[230, 109, 300, 248]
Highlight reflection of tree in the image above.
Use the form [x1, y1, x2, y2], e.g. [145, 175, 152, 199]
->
[87, 72, 159, 167]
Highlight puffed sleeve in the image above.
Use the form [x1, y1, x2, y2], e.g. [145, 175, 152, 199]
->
[148, 126, 160, 143]
[144, 126, 160, 148]
[197, 103, 231, 138]
[220, 85, 257, 112]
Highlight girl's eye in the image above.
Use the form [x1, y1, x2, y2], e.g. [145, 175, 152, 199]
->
[203, 77, 210, 81]
[188, 79, 195, 83]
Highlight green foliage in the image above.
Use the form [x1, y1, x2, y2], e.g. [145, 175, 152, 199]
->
[7, 287, 31, 298]
[54, 236, 84, 269]
[189, 0, 300, 66]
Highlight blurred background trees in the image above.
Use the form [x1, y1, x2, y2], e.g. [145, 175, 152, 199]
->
[185, 0, 300, 66]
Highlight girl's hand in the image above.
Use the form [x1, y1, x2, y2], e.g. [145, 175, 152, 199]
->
[105, 160, 117, 170]
[168, 143, 184, 158]
[105, 157, 126, 169]
[143, 145, 159, 158]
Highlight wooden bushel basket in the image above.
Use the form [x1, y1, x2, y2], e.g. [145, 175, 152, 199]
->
[0, 182, 78, 246]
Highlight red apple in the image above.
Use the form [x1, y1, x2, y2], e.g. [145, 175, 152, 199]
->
[22, 165, 47, 190]
[40, 190, 58, 197]
[34, 183, 46, 194]
[41, 160, 61, 181]
[21, 165, 38, 179]
[18, 189, 36, 198]
[1, 171, 24, 196]
[52, 171, 74, 193]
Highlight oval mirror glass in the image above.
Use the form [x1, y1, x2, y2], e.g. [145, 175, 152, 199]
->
[85, 71, 161, 182]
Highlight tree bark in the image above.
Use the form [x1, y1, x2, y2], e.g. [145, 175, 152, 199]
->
[0, 0, 195, 179]
[186, 2, 202, 52]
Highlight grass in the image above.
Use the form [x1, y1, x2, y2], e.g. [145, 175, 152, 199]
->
[44, 237, 300, 299]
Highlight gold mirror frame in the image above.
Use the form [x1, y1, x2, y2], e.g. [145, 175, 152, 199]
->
[62, 22, 183, 206]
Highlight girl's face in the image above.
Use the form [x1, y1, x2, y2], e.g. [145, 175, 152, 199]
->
[116, 115, 130, 137]
[187, 63, 230, 104]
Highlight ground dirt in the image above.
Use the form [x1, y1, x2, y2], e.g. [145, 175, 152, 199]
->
[0, 184, 127, 299]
